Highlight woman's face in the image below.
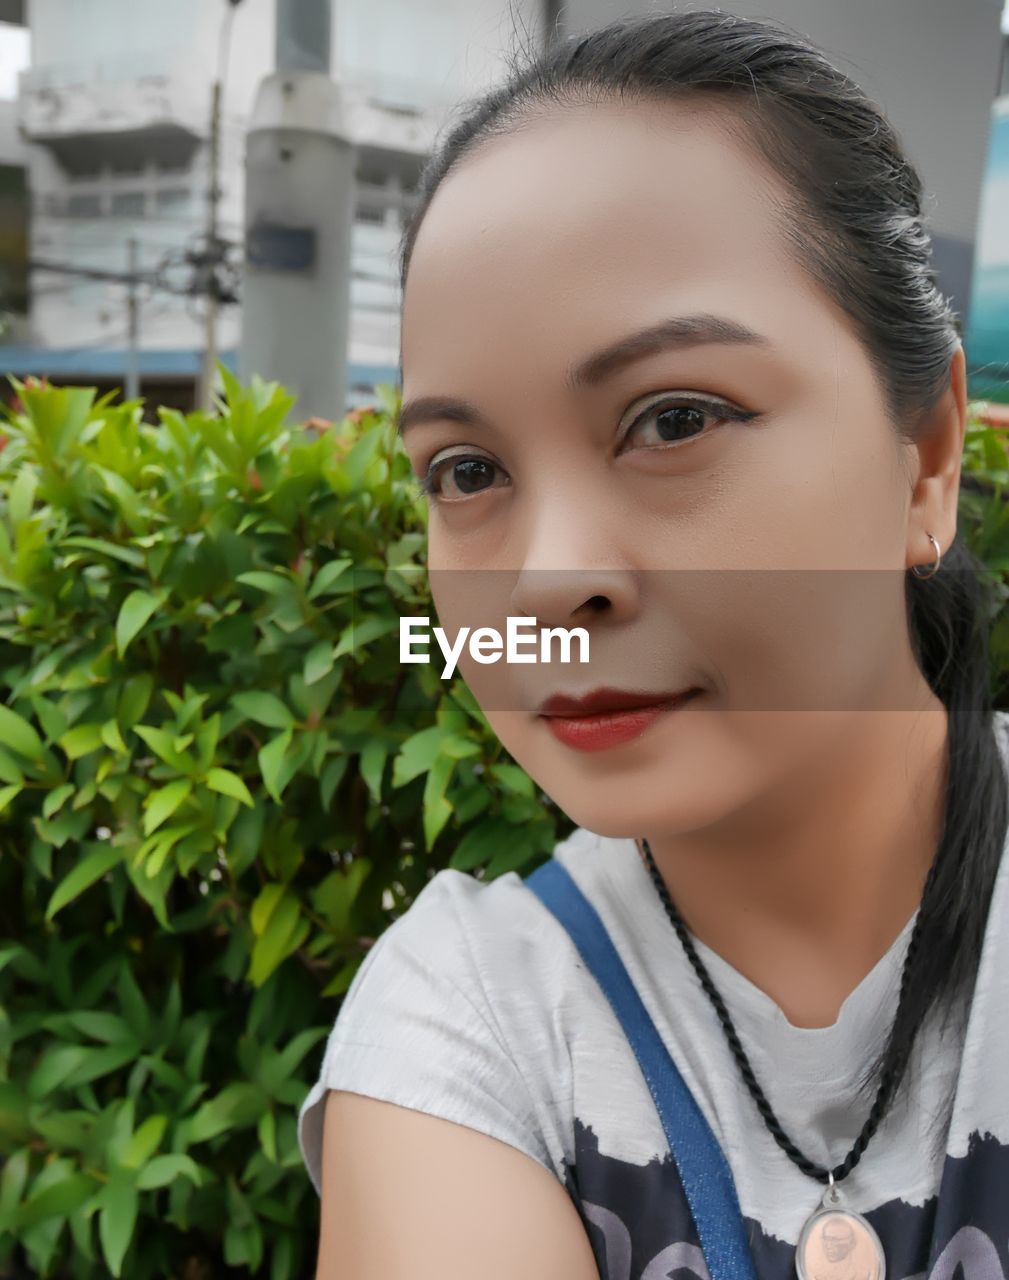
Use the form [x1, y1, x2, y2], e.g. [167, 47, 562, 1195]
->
[398, 100, 956, 840]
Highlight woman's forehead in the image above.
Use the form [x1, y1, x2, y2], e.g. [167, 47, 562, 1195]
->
[401, 102, 849, 397]
[408, 105, 785, 280]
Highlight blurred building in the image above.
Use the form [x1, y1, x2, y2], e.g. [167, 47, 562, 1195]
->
[0, 0, 544, 412]
[1, 0, 1006, 410]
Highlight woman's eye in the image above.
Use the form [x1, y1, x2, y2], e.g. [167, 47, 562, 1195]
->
[415, 395, 758, 503]
[620, 396, 758, 451]
[418, 454, 508, 503]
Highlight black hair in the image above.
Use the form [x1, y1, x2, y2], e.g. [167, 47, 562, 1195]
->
[396, 8, 1009, 1133]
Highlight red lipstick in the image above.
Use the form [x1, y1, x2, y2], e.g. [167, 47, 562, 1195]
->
[537, 685, 701, 752]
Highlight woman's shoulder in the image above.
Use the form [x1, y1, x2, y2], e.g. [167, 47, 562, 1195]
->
[383, 824, 601, 977]
[295, 828, 599, 1196]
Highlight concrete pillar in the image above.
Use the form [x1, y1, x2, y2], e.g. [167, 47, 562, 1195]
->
[238, 70, 355, 423]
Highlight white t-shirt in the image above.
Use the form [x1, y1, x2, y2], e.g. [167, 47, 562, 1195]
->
[297, 711, 1009, 1277]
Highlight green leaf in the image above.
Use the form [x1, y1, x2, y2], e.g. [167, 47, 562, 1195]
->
[0, 782, 22, 813]
[359, 738, 387, 804]
[422, 752, 454, 850]
[8, 464, 38, 525]
[231, 690, 295, 729]
[258, 727, 293, 802]
[0, 1079, 33, 1143]
[134, 1153, 202, 1191]
[100, 718, 129, 754]
[448, 818, 506, 871]
[16, 1171, 95, 1229]
[136, 822, 199, 878]
[59, 721, 105, 760]
[132, 724, 193, 772]
[97, 1174, 138, 1277]
[441, 733, 481, 760]
[115, 589, 167, 659]
[250, 882, 285, 937]
[188, 1082, 267, 1144]
[31, 695, 68, 745]
[0, 701, 45, 761]
[249, 894, 307, 986]
[333, 612, 399, 660]
[491, 762, 535, 797]
[392, 725, 446, 788]
[117, 963, 151, 1045]
[0, 744, 25, 785]
[236, 570, 292, 595]
[307, 557, 353, 600]
[95, 465, 144, 533]
[63, 1043, 141, 1090]
[0, 1147, 30, 1219]
[341, 424, 384, 487]
[270, 1231, 295, 1280]
[121, 1114, 168, 1169]
[258, 1108, 277, 1162]
[194, 713, 221, 771]
[319, 753, 348, 810]
[27, 1044, 91, 1100]
[64, 1010, 136, 1045]
[205, 766, 254, 807]
[263, 1026, 329, 1093]
[303, 639, 334, 684]
[117, 674, 154, 730]
[60, 535, 145, 568]
[142, 779, 192, 836]
[45, 844, 123, 921]
[41, 781, 73, 818]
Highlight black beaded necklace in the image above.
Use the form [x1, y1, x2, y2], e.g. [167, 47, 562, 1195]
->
[636, 834, 928, 1270]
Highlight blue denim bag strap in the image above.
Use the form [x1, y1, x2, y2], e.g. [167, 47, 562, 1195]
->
[523, 856, 758, 1280]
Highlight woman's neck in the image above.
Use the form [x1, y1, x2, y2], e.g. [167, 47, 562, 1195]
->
[638, 703, 949, 1029]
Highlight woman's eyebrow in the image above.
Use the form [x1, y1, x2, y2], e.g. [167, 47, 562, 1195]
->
[566, 312, 773, 390]
[397, 312, 772, 436]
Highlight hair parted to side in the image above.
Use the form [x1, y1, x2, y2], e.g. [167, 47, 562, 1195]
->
[397, 9, 1009, 1126]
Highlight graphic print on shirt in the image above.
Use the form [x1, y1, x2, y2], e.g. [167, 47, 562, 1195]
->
[563, 1121, 1009, 1280]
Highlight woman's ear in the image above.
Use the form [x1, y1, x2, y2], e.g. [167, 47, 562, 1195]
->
[905, 342, 967, 569]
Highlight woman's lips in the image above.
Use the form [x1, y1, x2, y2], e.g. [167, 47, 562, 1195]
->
[540, 689, 701, 751]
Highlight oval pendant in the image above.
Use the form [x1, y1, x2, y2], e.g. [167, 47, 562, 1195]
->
[795, 1183, 886, 1280]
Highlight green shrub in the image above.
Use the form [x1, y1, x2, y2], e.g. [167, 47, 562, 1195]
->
[960, 407, 1009, 704]
[0, 370, 1004, 1277]
[0, 368, 567, 1279]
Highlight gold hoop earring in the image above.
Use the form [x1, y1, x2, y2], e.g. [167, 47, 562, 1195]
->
[910, 532, 942, 580]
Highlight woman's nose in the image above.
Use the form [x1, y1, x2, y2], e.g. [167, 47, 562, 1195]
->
[507, 481, 640, 619]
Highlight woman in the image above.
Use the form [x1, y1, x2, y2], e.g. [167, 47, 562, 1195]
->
[297, 11, 1009, 1278]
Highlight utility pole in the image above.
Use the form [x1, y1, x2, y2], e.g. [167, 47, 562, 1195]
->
[198, 1, 243, 412]
[198, 79, 222, 411]
[239, 0, 355, 424]
[125, 238, 140, 400]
